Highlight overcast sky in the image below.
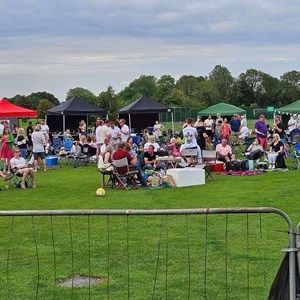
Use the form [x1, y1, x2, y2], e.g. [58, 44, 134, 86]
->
[0, 0, 299, 101]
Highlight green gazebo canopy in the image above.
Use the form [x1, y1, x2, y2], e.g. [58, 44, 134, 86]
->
[276, 99, 300, 114]
[198, 102, 246, 116]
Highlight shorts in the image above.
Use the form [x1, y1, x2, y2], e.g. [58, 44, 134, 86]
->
[258, 137, 268, 150]
[33, 152, 46, 160]
[17, 167, 34, 174]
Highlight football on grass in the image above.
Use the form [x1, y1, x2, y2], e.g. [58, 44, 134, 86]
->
[96, 188, 105, 197]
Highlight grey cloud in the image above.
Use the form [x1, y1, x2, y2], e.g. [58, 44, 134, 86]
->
[0, 0, 299, 44]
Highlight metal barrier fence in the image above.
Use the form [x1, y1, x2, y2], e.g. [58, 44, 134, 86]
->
[0, 208, 297, 299]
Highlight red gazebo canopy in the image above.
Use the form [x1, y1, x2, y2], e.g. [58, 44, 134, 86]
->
[0, 98, 37, 117]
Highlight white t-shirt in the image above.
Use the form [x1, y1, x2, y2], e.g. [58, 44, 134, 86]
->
[110, 127, 121, 145]
[40, 124, 49, 135]
[288, 118, 297, 132]
[120, 124, 129, 142]
[10, 157, 27, 169]
[182, 126, 197, 148]
[153, 124, 163, 138]
[32, 131, 46, 153]
[239, 126, 251, 138]
[204, 119, 214, 131]
[144, 142, 160, 152]
[241, 118, 247, 127]
[96, 125, 110, 144]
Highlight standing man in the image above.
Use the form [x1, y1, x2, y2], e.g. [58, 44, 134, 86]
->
[229, 114, 241, 137]
[26, 121, 34, 148]
[119, 119, 129, 142]
[32, 125, 47, 172]
[39, 119, 50, 144]
[109, 121, 121, 148]
[204, 115, 214, 142]
[96, 120, 110, 158]
[288, 114, 298, 133]
[255, 115, 268, 150]
[273, 115, 285, 142]
[92, 118, 101, 134]
[181, 117, 202, 164]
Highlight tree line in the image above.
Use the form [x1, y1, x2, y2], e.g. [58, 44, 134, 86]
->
[7, 65, 300, 119]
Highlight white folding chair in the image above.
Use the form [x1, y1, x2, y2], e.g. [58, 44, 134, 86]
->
[113, 157, 138, 190]
[181, 147, 198, 166]
[202, 150, 217, 181]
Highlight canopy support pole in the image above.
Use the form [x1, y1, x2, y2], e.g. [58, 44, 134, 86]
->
[63, 114, 65, 133]
[171, 111, 174, 137]
[128, 114, 131, 135]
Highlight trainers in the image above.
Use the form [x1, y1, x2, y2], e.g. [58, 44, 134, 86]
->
[268, 164, 272, 169]
[21, 182, 26, 189]
[272, 165, 275, 169]
[31, 182, 37, 188]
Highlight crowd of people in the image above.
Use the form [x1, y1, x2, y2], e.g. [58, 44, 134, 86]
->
[0, 119, 44, 188]
[1, 112, 298, 188]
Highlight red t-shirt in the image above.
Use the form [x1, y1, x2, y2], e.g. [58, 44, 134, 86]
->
[112, 148, 133, 174]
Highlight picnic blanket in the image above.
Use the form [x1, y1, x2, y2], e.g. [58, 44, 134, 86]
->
[217, 170, 266, 176]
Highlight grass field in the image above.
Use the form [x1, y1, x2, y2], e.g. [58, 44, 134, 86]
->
[0, 160, 299, 299]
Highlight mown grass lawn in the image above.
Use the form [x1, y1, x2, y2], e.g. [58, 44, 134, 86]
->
[0, 163, 299, 299]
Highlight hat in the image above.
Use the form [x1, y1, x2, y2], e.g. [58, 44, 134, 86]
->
[293, 114, 297, 117]
[259, 114, 265, 118]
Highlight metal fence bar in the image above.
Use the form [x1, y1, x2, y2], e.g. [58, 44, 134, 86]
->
[31, 216, 40, 300]
[0, 207, 297, 299]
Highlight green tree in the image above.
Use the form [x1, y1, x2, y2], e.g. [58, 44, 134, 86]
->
[279, 70, 300, 105]
[193, 80, 220, 107]
[154, 75, 176, 105]
[118, 75, 157, 104]
[175, 75, 205, 99]
[235, 75, 256, 106]
[208, 65, 234, 103]
[26, 92, 59, 110]
[9, 95, 29, 108]
[37, 99, 55, 118]
[238, 69, 280, 107]
[97, 85, 118, 115]
[66, 87, 97, 104]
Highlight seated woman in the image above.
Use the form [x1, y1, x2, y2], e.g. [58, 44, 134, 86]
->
[172, 142, 182, 158]
[98, 144, 114, 172]
[127, 137, 139, 157]
[10, 148, 36, 189]
[267, 133, 286, 169]
[246, 138, 264, 160]
[63, 129, 73, 143]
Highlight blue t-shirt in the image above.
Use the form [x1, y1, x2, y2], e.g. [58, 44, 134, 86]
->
[229, 119, 241, 132]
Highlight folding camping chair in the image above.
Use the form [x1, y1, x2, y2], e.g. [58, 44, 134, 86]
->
[291, 143, 300, 169]
[10, 168, 34, 188]
[202, 150, 217, 181]
[113, 157, 138, 190]
[287, 129, 300, 150]
[181, 147, 198, 166]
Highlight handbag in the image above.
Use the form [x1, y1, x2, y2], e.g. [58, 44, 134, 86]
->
[98, 155, 113, 172]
